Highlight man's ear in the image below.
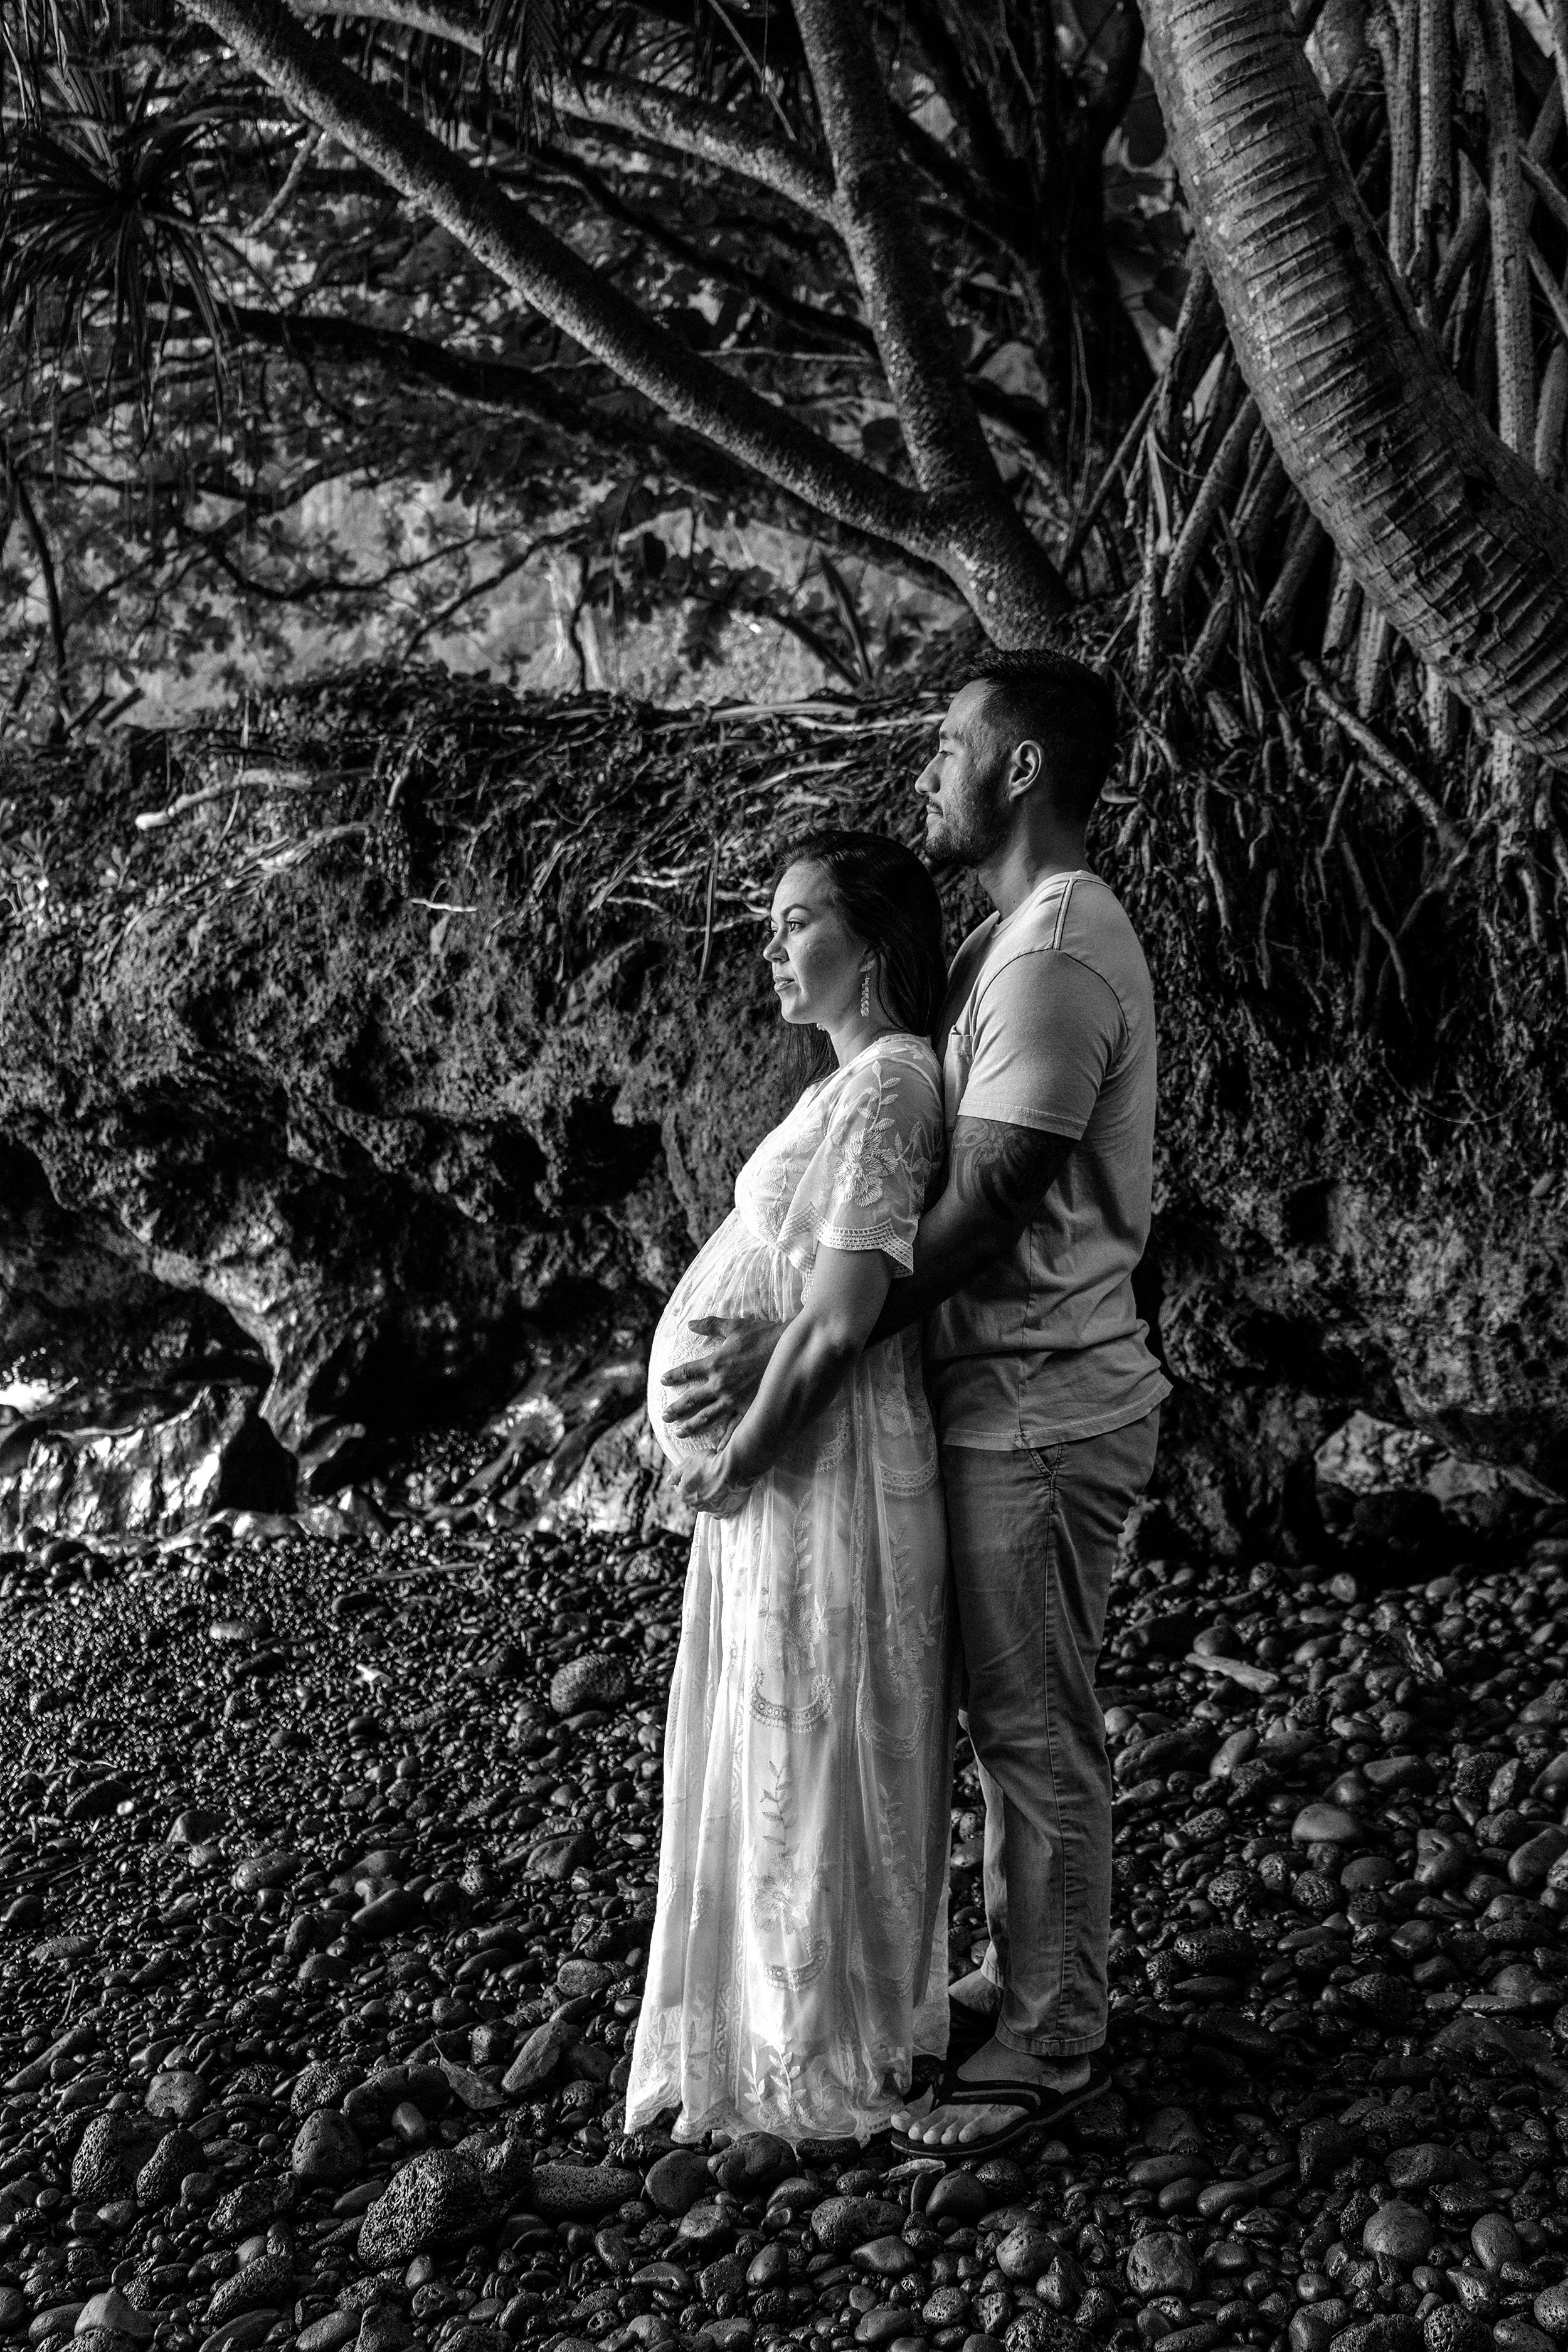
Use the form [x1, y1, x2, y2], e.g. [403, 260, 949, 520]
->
[1005, 738, 1044, 800]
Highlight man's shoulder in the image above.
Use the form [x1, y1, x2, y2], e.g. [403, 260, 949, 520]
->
[983, 873, 1145, 987]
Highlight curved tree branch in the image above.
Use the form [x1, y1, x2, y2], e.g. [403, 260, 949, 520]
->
[563, 68, 837, 226]
[175, 0, 947, 566]
[280, 0, 839, 222]
[1143, 0, 1568, 762]
[173, 297, 958, 594]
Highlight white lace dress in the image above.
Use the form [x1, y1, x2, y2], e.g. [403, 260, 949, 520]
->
[626, 1032, 956, 2144]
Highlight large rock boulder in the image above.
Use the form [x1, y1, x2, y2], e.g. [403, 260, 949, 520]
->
[0, 1383, 292, 1540]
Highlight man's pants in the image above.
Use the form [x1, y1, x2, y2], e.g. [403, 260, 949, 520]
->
[941, 1407, 1160, 2057]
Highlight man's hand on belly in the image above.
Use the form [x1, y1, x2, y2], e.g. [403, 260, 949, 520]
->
[660, 1315, 785, 1438]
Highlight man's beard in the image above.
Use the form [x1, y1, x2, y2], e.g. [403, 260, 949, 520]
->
[925, 768, 1010, 865]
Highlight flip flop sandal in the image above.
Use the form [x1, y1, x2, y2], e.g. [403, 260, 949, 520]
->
[889, 2055, 1110, 2157]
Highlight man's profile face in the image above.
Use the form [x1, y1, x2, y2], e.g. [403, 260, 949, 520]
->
[915, 681, 1013, 866]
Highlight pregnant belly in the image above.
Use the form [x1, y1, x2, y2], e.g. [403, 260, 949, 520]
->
[645, 1223, 792, 1463]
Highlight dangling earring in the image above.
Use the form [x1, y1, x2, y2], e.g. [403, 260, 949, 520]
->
[860, 971, 871, 1019]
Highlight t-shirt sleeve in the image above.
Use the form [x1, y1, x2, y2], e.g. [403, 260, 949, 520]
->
[956, 950, 1124, 1139]
[776, 1051, 944, 1274]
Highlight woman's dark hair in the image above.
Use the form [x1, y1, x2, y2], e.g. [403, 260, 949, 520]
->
[769, 829, 947, 1084]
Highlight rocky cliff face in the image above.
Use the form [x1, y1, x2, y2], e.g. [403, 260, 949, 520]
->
[1, 665, 1563, 1553]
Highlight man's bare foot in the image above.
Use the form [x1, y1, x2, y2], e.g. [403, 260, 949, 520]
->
[891, 2035, 1091, 2147]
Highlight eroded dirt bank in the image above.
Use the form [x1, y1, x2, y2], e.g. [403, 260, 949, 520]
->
[0, 662, 1563, 1557]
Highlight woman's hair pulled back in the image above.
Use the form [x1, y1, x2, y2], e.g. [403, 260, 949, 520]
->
[770, 829, 946, 1084]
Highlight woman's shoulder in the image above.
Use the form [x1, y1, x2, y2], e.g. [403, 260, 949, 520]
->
[864, 1030, 941, 1091]
[823, 1032, 941, 1123]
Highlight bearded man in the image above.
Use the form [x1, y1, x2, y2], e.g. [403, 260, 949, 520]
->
[665, 648, 1168, 2152]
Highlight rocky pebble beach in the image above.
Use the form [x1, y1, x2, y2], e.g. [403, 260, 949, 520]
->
[4, 1486, 1568, 2352]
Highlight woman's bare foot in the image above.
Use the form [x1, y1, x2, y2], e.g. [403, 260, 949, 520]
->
[891, 2036, 1090, 2147]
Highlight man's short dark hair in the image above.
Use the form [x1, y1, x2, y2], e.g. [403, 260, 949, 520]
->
[970, 649, 1120, 822]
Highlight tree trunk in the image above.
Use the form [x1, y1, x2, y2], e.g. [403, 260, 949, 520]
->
[790, 0, 1071, 632]
[1143, 0, 1568, 764]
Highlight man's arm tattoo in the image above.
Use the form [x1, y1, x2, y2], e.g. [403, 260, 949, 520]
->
[949, 1116, 1076, 1227]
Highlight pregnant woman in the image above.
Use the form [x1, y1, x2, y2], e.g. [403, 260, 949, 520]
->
[626, 829, 958, 2145]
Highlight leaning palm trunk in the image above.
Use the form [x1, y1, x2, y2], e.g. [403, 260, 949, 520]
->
[1142, 0, 1568, 766]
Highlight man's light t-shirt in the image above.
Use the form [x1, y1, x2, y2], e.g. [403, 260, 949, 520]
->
[924, 867, 1170, 1449]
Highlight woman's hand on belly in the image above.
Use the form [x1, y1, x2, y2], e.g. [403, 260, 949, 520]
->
[661, 1315, 785, 1440]
[676, 1443, 756, 1518]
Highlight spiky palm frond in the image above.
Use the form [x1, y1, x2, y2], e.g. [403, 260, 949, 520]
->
[0, 51, 230, 406]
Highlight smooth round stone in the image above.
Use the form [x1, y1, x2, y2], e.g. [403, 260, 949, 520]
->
[1472, 2213, 1522, 2273]
[674, 2198, 731, 2252]
[812, 2196, 906, 2252]
[712, 2131, 791, 2197]
[290, 2111, 363, 2186]
[1362, 2204, 1433, 2266]
[1126, 2234, 1199, 2300]
[744, 2243, 788, 2290]
[1386, 2144, 1456, 2190]
[997, 2222, 1059, 2281]
[167, 1808, 223, 1847]
[74, 2294, 153, 2345]
[1507, 1827, 1568, 1891]
[644, 2149, 712, 2218]
[1495, 2328, 1555, 2352]
[925, 2171, 991, 2226]
[1340, 1855, 1395, 1890]
[852, 2237, 917, 2280]
[1293, 1804, 1363, 1846]
[200, 2312, 281, 2352]
[230, 1850, 298, 1895]
[297, 2320, 359, 2352]
[145, 2070, 205, 2122]
[555, 1957, 614, 1998]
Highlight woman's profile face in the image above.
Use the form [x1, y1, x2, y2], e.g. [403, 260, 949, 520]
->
[764, 861, 867, 1029]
